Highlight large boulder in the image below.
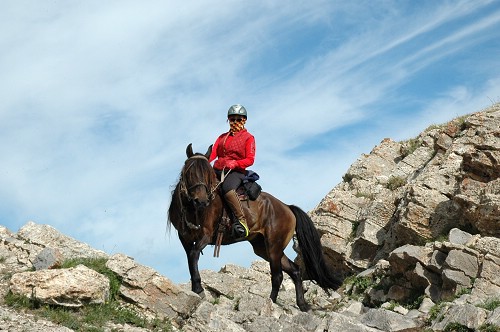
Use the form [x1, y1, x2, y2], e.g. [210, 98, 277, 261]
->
[9, 265, 109, 307]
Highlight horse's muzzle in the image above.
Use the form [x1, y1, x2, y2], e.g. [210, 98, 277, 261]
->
[192, 198, 209, 210]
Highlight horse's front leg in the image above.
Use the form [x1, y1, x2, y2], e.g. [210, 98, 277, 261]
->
[187, 247, 204, 295]
[180, 235, 210, 296]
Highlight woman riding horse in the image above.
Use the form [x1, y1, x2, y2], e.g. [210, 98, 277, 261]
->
[168, 143, 342, 312]
[209, 104, 255, 239]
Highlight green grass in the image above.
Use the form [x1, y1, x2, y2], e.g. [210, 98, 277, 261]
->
[5, 257, 173, 332]
[344, 276, 373, 294]
[349, 220, 360, 240]
[400, 138, 421, 157]
[444, 322, 474, 332]
[428, 302, 447, 323]
[456, 287, 472, 297]
[479, 298, 500, 311]
[405, 294, 425, 310]
[478, 323, 500, 332]
[386, 300, 398, 311]
[233, 297, 241, 311]
[386, 176, 406, 190]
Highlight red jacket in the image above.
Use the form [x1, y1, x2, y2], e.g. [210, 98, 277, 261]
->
[209, 129, 255, 173]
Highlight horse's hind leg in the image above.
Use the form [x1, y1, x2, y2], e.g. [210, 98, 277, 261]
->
[250, 238, 283, 304]
[269, 252, 284, 304]
[281, 255, 309, 312]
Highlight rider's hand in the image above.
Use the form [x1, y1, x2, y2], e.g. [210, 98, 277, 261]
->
[226, 160, 239, 169]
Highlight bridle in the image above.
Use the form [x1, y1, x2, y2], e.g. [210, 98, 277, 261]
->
[177, 154, 221, 230]
[179, 155, 220, 201]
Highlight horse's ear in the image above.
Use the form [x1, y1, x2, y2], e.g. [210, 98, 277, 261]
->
[205, 145, 213, 159]
[186, 143, 194, 158]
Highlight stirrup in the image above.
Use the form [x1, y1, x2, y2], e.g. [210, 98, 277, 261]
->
[232, 220, 249, 238]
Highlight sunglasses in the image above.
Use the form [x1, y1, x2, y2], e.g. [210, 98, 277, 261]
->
[228, 117, 245, 122]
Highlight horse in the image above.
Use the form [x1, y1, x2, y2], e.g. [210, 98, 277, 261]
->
[167, 144, 341, 311]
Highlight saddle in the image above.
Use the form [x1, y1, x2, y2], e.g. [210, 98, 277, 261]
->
[240, 170, 262, 201]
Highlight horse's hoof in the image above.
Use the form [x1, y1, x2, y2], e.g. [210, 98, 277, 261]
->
[299, 304, 311, 312]
[196, 290, 206, 299]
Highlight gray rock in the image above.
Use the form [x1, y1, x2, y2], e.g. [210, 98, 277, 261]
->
[32, 247, 65, 270]
[17, 221, 108, 260]
[449, 228, 473, 245]
[361, 308, 418, 331]
[444, 249, 479, 278]
[431, 303, 489, 331]
[106, 253, 201, 320]
[418, 297, 435, 313]
[485, 307, 500, 326]
[428, 249, 447, 273]
[442, 268, 471, 290]
[322, 311, 382, 332]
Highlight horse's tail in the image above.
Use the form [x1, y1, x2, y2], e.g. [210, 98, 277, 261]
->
[289, 204, 342, 293]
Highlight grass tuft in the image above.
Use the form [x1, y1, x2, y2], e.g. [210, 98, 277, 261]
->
[479, 298, 500, 311]
[386, 176, 406, 190]
[443, 322, 474, 332]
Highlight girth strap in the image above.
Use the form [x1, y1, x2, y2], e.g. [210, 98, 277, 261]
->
[213, 209, 231, 257]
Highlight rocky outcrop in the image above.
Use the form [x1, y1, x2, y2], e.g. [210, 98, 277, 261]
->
[310, 103, 500, 276]
[9, 265, 110, 307]
[1, 223, 499, 331]
[106, 253, 202, 322]
[0, 103, 498, 331]
[357, 228, 499, 310]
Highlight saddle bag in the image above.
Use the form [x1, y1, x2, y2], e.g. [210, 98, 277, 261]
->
[243, 170, 262, 200]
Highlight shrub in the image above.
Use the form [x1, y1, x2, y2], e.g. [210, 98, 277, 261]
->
[405, 294, 425, 310]
[349, 220, 360, 240]
[386, 176, 406, 190]
[400, 138, 420, 157]
[344, 276, 373, 294]
[478, 323, 500, 332]
[444, 322, 474, 332]
[428, 302, 447, 322]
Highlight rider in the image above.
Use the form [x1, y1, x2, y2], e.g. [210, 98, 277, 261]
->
[209, 104, 255, 238]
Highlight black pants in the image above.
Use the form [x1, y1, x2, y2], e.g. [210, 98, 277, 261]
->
[215, 170, 246, 194]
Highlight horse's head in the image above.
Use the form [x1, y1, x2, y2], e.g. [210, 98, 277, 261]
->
[179, 143, 216, 210]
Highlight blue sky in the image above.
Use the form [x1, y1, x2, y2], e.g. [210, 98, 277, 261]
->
[1, 0, 499, 283]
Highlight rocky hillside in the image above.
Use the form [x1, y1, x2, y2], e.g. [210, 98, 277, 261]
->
[0, 103, 499, 332]
[309, 102, 499, 276]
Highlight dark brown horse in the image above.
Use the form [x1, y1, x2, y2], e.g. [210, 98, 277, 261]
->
[167, 144, 341, 311]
